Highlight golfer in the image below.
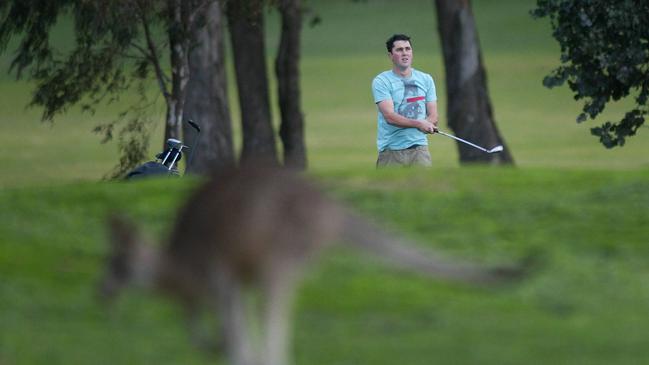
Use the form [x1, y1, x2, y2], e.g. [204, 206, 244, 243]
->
[372, 34, 438, 167]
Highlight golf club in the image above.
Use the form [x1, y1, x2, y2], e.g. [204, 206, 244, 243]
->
[186, 119, 202, 168]
[435, 129, 504, 153]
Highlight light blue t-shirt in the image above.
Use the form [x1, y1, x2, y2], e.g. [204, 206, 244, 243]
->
[372, 69, 437, 151]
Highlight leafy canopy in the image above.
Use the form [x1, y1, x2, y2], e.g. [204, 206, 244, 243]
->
[0, 1, 177, 177]
[532, 0, 649, 148]
[0, 1, 165, 121]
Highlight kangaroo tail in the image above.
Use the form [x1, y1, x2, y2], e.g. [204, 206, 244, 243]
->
[339, 210, 524, 285]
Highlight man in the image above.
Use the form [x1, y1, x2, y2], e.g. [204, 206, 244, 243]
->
[372, 34, 438, 167]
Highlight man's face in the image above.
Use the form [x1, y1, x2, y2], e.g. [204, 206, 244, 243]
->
[389, 40, 413, 70]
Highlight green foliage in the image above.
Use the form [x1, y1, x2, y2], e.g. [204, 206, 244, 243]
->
[0, 1, 151, 120]
[532, 0, 649, 148]
[0, 1, 68, 77]
[0, 1, 164, 175]
[100, 111, 155, 179]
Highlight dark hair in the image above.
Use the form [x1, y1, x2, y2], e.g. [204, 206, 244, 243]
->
[386, 34, 412, 53]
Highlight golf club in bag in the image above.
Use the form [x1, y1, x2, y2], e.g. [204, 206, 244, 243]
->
[434, 129, 504, 154]
[125, 119, 202, 180]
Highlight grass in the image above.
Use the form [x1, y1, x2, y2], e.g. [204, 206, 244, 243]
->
[1, 0, 649, 363]
[2, 168, 649, 365]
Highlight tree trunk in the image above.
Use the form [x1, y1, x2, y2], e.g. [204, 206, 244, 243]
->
[275, 0, 307, 170]
[226, 0, 279, 166]
[164, 0, 191, 145]
[183, 0, 234, 174]
[434, 0, 514, 164]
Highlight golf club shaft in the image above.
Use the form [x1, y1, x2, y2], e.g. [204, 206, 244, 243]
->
[186, 119, 201, 170]
[187, 119, 201, 133]
[435, 130, 489, 152]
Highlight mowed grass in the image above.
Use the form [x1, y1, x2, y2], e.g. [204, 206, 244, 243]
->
[2, 0, 649, 364]
[2, 168, 649, 365]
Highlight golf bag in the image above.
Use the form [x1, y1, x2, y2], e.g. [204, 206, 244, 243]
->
[125, 120, 201, 180]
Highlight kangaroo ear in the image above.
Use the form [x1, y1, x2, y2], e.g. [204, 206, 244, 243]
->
[106, 212, 140, 250]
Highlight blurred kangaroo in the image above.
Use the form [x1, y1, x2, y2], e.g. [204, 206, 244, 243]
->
[98, 165, 524, 365]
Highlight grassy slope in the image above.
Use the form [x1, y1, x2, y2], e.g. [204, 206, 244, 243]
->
[2, 168, 649, 364]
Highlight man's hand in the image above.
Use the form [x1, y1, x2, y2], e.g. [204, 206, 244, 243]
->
[417, 120, 437, 134]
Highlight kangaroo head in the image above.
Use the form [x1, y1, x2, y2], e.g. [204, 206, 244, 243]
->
[98, 214, 160, 302]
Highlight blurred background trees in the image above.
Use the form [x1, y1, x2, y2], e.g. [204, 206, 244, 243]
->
[0, 0, 223, 175]
[0, 0, 308, 175]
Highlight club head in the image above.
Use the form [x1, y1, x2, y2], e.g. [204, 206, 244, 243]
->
[488, 145, 504, 153]
[187, 119, 201, 133]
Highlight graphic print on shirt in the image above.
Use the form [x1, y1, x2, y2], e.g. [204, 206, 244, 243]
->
[398, 80, 425, 120]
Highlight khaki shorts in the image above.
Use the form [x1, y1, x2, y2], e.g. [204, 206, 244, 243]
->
[376, 145, 432, 168]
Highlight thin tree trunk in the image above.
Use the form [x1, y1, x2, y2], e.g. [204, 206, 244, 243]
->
[183, 0, 234, 174]
[275, 0, 307, 170]
[136, 1, 177, 146]
[434, 0, 514, 164]
[226, 0, 279, 166]
[164, 0, 191, 145]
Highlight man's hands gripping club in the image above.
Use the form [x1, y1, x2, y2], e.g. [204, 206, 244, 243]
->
[376, 99, 439, 133]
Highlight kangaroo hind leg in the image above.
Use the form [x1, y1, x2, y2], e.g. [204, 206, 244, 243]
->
[260, 261, 302, 365]
[216, 267, 259, 365]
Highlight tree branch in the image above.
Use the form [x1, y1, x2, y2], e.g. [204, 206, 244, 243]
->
[136, 0, 170, 102]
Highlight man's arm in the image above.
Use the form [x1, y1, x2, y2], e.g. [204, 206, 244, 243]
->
[425, 101, 439, 131]
[376, 99, 436, 133]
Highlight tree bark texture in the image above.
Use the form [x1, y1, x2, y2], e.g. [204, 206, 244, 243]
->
[226, 0, 279, 166]
[164, 0, 192, 145]
[183, 0, 235, 174]
[434, 0, 514, 164]
[275, 0, 307, 170]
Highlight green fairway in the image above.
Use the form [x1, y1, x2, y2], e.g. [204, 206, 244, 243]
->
[1, 0, 649, 364]
[2, 168, 649, 365]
